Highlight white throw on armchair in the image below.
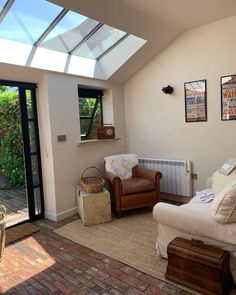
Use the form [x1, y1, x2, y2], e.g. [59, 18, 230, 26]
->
[153, 165, 236, 283]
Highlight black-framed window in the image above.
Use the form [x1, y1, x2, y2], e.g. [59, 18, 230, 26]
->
[78, 87, 103, 140]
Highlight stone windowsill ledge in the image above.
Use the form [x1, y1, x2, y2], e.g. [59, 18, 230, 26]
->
[77, 138, 121, 145]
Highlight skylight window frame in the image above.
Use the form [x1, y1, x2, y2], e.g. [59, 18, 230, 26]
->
[73, 24, 129, 60]
[69, 22, 103, 55]
[0, 0, 65, 45]
[34, 8, 68, 47]
[0, 0, 14, 23]
[96, 33, 129, 60]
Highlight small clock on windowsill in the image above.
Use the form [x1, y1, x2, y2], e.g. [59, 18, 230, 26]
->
[97, 125, 115, 139]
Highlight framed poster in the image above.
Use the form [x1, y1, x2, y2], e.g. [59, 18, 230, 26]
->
[184, 79, 207, 123]
[221, 75, 236, 120]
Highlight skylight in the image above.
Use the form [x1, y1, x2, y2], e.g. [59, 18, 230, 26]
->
[0, 0, 62, 44]
[40, 12, 100, 54]
[0, 0, 128, 60]
[0, 0, 6, 12]
[0, 0, 146, 79]
[74, 25, 127, 60]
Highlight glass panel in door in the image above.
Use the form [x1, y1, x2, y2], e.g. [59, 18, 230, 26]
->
[0, 85, 29, 227]
[25, 88, 44, 218]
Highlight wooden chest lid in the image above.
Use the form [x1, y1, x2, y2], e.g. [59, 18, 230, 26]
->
[168, 237, 226, 260]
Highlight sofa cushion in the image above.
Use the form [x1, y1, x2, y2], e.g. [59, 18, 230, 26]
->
[211, 180, 236, 224]
[121, 177, 155, 195]
[185, 196, 212, 212]
[212, 168, 236, 195]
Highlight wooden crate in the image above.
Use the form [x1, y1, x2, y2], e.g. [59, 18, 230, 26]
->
[76, 186, 111, 225]
[166, 237, 230, 295]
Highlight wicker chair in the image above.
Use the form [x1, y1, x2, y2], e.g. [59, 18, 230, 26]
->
[105, 154, 162, 217]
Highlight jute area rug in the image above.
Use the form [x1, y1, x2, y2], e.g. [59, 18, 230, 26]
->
[55, 210, 199, 294]
[6, 223, 40, 245]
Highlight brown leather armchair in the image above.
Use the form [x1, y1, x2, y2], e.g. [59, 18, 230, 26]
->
[106, 165, 162, 217]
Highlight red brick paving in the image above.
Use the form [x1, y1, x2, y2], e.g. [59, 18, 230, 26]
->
[0, 216, 193, 295]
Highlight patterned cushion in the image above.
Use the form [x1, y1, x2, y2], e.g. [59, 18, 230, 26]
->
[211, 180, 236, 224]
[121, 177, 155, 195]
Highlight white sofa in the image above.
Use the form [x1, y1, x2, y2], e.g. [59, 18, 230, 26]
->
[153, 168, 236, 283]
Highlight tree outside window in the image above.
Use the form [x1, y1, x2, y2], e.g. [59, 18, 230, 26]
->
[78, 88, 103, 140]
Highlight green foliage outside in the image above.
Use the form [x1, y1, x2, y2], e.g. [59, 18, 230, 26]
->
[0, 86, 25, 187]
[79, 98, 102, 140]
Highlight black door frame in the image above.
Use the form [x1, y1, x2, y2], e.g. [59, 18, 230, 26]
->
[0, 80, 44, 221]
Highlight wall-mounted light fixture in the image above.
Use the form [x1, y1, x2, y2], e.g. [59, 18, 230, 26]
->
[162, 85, 174, 94]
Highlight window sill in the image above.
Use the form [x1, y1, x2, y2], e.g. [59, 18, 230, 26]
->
[77, 138, 121, 145]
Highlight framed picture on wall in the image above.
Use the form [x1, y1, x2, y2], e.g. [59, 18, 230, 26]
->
[221, 75, 236, 120]
[184, 79, 207, 123]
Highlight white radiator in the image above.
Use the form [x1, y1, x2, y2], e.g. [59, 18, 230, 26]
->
[138, 158, 192, 197]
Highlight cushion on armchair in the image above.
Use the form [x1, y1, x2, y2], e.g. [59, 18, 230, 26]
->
[211, 180, 236, 224]
[121, 177, 155, 194]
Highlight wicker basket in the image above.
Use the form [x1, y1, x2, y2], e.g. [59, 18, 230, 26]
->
[80, 166, 105, 193]
[0, 205, 6, 262]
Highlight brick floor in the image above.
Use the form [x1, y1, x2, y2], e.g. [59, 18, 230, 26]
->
[0, 216, 195, 295]
[0, 171, 28, 227]
[0, 187, 28, 227]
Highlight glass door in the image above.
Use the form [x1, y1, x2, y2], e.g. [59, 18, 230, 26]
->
[0, 80, 44, 226]
[19, 87, 44, 220]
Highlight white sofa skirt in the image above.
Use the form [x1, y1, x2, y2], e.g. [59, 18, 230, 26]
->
[153, 199, 236, 283]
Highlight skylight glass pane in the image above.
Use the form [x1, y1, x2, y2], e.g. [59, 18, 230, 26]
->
[74, 25, 127, 60]
[40, 11, 99, 53]
[0, 0, 6, 12]
[0, 0, 63, 44]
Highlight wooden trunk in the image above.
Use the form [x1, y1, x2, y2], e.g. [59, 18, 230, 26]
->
[166, 237, 230, 295]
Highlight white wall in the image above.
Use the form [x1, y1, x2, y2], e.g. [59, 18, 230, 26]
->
[0, 63, 44, 83]
[0, 63, 126, 220]
[124, 15, 236, 193]
[36, 75, 57, 217]
[42, 73, 126, 220]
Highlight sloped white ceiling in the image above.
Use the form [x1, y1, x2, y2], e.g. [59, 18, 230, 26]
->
[49, 0, 236, 83]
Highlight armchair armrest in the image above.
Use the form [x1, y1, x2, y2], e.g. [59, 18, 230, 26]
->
[132, 166, 162, 183]
[152, 202, 236, 245]
[105, 171, 121, 184]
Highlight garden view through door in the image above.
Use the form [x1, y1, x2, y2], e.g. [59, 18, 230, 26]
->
[0, 81, 44, 227]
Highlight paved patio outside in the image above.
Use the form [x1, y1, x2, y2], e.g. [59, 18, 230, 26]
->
[0, 172, 28, 227]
